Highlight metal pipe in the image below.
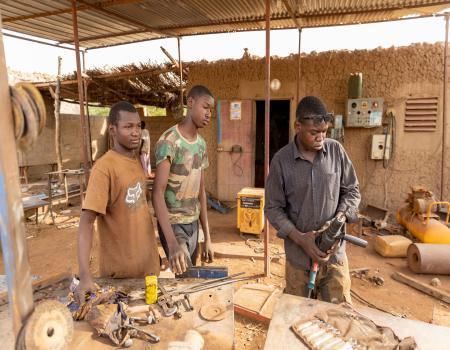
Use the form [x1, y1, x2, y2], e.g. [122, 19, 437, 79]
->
[264, 0, 271, 277]
[3, 32, 82, 52]
[172, 272, 246, 295]
[72, 0, 90, 183]
[55, 56, 64, 184]
[183, 276, 253, 294]
[177, 37, 183, 114]
[0, 19, 34, 336]
[442, 14, 449, 200]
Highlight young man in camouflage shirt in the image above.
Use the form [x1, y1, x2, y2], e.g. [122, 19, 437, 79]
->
[153, 85, 215, 275]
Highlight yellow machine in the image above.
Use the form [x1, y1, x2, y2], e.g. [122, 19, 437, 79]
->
[396, 187, 450, 244]
[237, 187, 265, 235]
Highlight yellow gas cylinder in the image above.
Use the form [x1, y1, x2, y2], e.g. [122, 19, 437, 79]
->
[237, 187, 265, 235]
[396, 205, 450, 244]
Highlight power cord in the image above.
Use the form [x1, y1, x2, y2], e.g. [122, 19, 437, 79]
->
[230, 145, 244, 177]
[382, 111, 396, 169]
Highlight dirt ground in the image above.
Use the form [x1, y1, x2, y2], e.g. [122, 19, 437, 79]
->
[1, 202, 450, 349]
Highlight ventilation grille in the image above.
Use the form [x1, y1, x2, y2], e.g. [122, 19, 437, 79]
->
[404, 97, 438, 132]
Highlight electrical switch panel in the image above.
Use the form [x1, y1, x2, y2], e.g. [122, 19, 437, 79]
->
[346, 98, 384, 128]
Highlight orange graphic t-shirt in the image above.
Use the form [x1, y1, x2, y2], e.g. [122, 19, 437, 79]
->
[82, 150, 160, 278]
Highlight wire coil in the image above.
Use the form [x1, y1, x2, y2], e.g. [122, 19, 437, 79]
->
[10, 82, 46, 150]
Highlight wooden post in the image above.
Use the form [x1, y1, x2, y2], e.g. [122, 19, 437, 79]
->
[71, 0, 90, 184]
[0, 17, 34, 334]
[177, 37, 183, 116]
[82, 51, 93, 165]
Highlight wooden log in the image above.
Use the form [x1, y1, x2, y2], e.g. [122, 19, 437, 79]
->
[391, 272, 450, 304]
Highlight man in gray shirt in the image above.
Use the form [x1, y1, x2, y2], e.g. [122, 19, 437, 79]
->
[265, 96, 360, 303]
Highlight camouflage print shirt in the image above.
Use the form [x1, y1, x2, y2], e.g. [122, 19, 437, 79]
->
[155, 125, 209, 224]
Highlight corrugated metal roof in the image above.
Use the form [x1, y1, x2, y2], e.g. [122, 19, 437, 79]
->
[1, 0, 449, 49]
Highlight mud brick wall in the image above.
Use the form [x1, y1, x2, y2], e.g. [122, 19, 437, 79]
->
[188, 43, 449, 211]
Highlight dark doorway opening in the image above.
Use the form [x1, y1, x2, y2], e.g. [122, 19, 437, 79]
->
[254, 99, 290, 187]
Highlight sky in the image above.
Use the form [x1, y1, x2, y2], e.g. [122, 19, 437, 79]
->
[3, 15, 447, 76]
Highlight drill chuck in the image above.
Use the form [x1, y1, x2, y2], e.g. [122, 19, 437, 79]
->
[316, 215, 346, 252]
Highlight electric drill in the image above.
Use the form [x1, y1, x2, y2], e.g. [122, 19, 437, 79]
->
[307, 213, 368, 298]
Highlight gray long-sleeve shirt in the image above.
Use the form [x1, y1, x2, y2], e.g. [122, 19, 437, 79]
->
[264, 138, 360, 270]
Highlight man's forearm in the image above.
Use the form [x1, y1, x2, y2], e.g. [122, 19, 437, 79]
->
[199, 188, 211, 242]
[77, 217, 94, 280]
[265, 206, 297, 239]
[152, 190, 178, 247]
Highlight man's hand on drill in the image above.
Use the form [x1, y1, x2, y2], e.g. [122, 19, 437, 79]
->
[288, 229, 330, 263]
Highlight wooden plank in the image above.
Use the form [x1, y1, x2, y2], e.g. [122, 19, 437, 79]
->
[0, 271, 72, 306]
[213, 242, 264, 259]
[212, 241, 284, 260]
[431, 305, 450, 327]
[234, 304, 271, 324]
[234, 283, 282, 322]
[392, 272, 450, 304]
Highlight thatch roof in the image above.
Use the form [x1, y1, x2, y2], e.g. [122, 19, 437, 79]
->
[35, 61, 186, 109]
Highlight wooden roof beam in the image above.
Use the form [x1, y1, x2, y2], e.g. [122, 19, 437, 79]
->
[3, 0, 143, 23]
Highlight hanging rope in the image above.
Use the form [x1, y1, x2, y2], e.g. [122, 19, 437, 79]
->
[10, 82, 46, 150]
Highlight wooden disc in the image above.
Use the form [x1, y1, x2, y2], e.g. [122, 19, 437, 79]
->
[17, 300, 73, 350]
[199, 303, 227, 321]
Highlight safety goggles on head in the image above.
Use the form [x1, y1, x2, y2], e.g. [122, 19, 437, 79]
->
[302, 113, 334, 123]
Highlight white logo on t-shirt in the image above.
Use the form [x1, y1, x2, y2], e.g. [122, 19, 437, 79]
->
[125, 182, 143, 206]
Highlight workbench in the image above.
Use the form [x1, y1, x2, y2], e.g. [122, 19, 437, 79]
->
[46, 168, 85, 224]
[22, 196, 49, 225]
[264, 294, 450, 350]
[0, 276, 234, 350]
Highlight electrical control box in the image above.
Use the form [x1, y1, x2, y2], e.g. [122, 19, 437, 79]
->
[371, 134, 391, 160]
[346, 98, 384, 128]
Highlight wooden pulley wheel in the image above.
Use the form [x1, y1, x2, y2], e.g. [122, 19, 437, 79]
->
[15, 82, 46, 134]
[10, 86, 38, 150]
[11, 93, 25, 141]
[16, 300, 73, 350]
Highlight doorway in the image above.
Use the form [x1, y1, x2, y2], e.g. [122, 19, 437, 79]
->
[254, 99, 290, 187]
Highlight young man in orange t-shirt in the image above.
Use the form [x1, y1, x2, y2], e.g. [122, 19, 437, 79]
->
[75, 101, 160, 302]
